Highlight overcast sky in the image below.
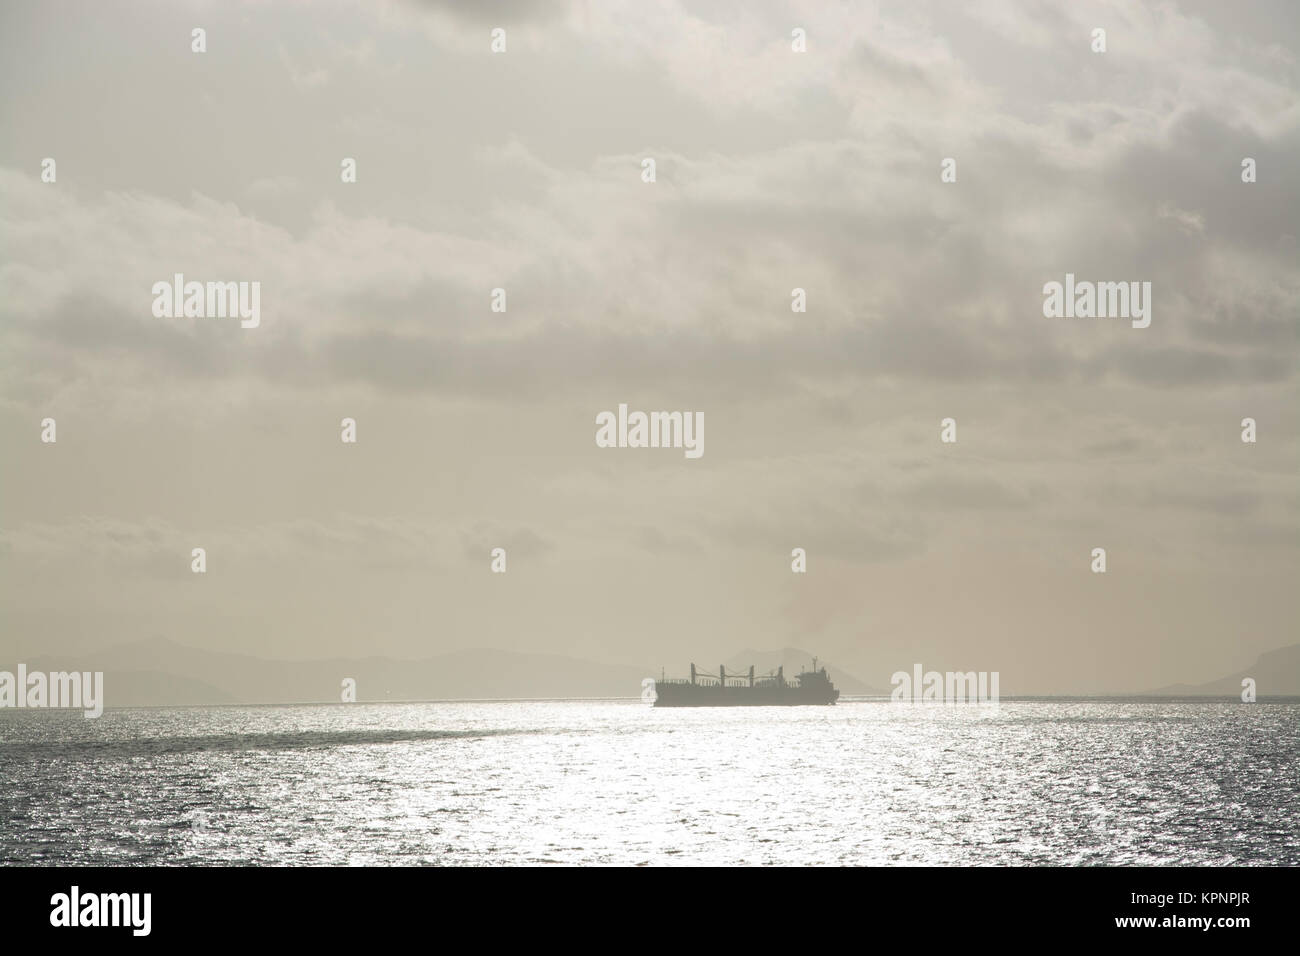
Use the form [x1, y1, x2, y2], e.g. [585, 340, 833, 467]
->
[1, 0, 1296, 694]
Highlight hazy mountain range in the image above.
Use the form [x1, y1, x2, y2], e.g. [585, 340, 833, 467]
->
[14, 639, 884, 706]
[1146, 642, 1300, 697]
[12, 639, 1299, 706]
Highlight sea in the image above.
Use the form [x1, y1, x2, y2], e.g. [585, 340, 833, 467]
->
[1, 699, 1296, 866]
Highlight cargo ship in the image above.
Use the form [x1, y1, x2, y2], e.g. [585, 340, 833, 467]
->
[651, 660, 840, 707]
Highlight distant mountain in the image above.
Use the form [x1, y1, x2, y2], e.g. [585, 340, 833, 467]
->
[16, 639, 1295, 703]
[723, 647, 887, 696]
[16, 638, 881, 707]
[1147, 643, 1300, 697]
[70, 669, 237, 707]
[24, 638, 654, 706]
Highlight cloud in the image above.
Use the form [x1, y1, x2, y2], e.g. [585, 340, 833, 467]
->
[0, 0, 1296, 688]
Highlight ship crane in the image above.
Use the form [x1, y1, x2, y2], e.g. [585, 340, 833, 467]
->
[689, 663, 787, 687]
[687, 663, 744, 686]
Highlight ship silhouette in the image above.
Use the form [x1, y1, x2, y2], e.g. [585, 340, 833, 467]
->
[652, 658, 840, 707]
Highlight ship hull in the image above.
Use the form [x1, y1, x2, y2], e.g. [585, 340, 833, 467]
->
[652, 683, 839, 707]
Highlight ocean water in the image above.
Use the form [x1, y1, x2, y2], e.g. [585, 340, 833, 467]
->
[1, 700, 1296, 866]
